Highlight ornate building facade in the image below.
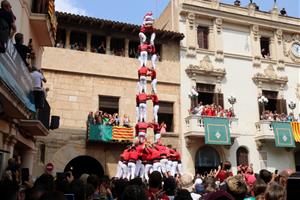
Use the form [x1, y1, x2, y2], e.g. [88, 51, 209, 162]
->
[156, 0, 300, 174]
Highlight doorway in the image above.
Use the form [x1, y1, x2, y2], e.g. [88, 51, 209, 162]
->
[195, 146, 221, 174]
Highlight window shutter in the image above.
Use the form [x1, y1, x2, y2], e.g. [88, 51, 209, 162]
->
[281, 99, 287, 114]
[213, 93, 224, 108]
[258, 102, 264, 119]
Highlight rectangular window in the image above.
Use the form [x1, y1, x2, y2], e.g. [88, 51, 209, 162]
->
[99, 95, 119, 114]
[260, 37, 270, 58]
[40, 144, 45, 164]
[197, 26, 209, 49]
[129, 41, 139, 58]
[70, 31, 87, 51]
[110, 38, 125, 56]
[91, 35, 106, 53]
[259, 90, 287, 119]
[158, 101, 174, 132]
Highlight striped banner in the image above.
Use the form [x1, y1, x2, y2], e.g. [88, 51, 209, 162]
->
[112, 126, 134, 141]
[291, 122, 300, 142]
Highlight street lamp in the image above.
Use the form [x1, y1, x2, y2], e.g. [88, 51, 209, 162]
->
[288, 100, 296, 115]
[227, 95, 237, 116]
[258, 96, 268, 112]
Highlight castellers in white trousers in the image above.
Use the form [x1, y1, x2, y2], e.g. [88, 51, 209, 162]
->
[127, 162, 136, 180]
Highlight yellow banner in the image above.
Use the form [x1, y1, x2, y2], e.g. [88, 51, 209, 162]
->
[291, 122, 300, 142]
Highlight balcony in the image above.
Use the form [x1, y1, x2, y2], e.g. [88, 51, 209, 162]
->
[0, 40, 49, 136]
[30, 0, 57, 46]
[0, 40, 35, 118]
[87, 124, 134, 144]
[184, 115, 240, 138]
[255, 120, 275, 141]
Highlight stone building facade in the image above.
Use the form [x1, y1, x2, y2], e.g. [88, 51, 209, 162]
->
[34, 12, 184, 177]
[156, 0, 300, 174]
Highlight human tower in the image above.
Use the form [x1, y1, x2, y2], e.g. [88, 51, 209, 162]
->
[115, 13, 182, 181]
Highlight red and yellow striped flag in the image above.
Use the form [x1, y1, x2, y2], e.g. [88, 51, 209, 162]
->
[291, 122, 300, 142]
[112, 126, 134, 141]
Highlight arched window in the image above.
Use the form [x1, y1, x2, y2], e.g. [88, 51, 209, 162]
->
[236, 147, 249, 166]
[195, 146, 220, 174]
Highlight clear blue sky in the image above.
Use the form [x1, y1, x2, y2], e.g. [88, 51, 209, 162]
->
[56, 0, 300, 24]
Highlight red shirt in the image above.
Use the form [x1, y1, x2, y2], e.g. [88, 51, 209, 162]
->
[138, 93, 148, 103]
[217, 170, 233, 182]
[138, 66, 148, 77]
[151, 122, 160, 134]
[121, 149, 130, 161]
[128, 150, 139, 161]
[150, 94, 159, 105]
[147, 188, 169, 200]
[150, 148, 161, 160]
[140, 25, 155, 34]
[135, 122, 153, 134]
[139, 43, 149, 52]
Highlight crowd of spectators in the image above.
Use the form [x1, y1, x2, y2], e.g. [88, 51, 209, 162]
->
[260, 110, 299, 122]
[1, 156, 298, 200]
[87, 111, 131, 127]
[190, 102, 235, 118]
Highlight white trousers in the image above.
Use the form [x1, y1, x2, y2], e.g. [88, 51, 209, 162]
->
[171, 161, 178, 177]
[139, 76, 147, 93]
[154, 133, 161, 143]
[139, 51, 148, 66]
[153, 105, 159, 123]
[153, 162, 162, 173]
[177, 163, 183, 176]
[144, 163, 153, 181]
[151, 54, 157, 69]
[151, 78, 157, 94]
[116, 161, 128, 179]
[139, 32, 156, 46]
[160, 158, 169, 173]
[135, 160, 144, 178]
[139, 103, 147, 122]
[127, 162, 136, 180]
[136, 106, 139, 123]
[167, 160, 173, 173]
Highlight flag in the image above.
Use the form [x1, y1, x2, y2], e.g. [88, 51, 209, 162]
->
[203, 117, 231, 145]
[88, 124, 112, 142]
[112, 126, 134, 141]
[291, 122, 300, 142]
[271, 121, 295, 147]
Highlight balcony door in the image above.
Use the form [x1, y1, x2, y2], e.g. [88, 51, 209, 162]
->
[259, 90, 287, 118]
[195, 146, 220, 175]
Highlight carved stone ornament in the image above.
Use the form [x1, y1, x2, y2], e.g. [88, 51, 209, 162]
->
[276, 29, 283, 44]
[283, 34, 300, 60]
[252, 25, 259, 41]
[277, 59, 285, 70]
[253, 55, 261, 67]
[296, 84, 300, 100]
[252, 64, 288, 85]
[215, 18, 222, 33]
[185, 55, 226, 78]
[187, 12, 195, 28]
[215, 50, 224, 62]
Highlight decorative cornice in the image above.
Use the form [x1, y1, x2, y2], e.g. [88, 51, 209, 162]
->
[252, 64, 288, 85]
[185, 55, 226, 78]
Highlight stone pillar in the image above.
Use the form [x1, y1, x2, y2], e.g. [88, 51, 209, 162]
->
[274, 29, 285, 69]
[270, 37, 276, 60]
[208, 25, 215, 51]
[251, 25, 262, 67]
[86, 32, 92, 52]
[186, 12, 196, 57]
[21, 149, 36, 175]
[214, 18, 224, 61]
[65, 29, 71, 49]
[106, 36, 111, 54]
[125, 39, 129, 57]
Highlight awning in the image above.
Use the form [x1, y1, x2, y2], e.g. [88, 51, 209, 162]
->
[204, 117, 231, 145]
[271, 121, 295, 148]
[19, 120, 49, 136]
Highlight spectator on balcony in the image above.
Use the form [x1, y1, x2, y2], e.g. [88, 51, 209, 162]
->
[287, 112, 294, 122]
[14, 33, 32, 67]
[194, 102, 204, 116]
[56, 40, 64, 48]
[114, 113, 120, 126]
[87, 111, 94, 125]
[160, 122, 167, 134]
[97, 42, 105, 54]
[0, 0, 16, 52]
[123, 114, 131, 128]
[102, 113, 109, 125]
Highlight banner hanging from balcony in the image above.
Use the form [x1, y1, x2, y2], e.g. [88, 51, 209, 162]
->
[112, 126, 134, 141]
[203, 117, 231, 145]
[88, 124, 112, 142]
[271, 122, 295, 148]
[290, 122, 300, 143]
